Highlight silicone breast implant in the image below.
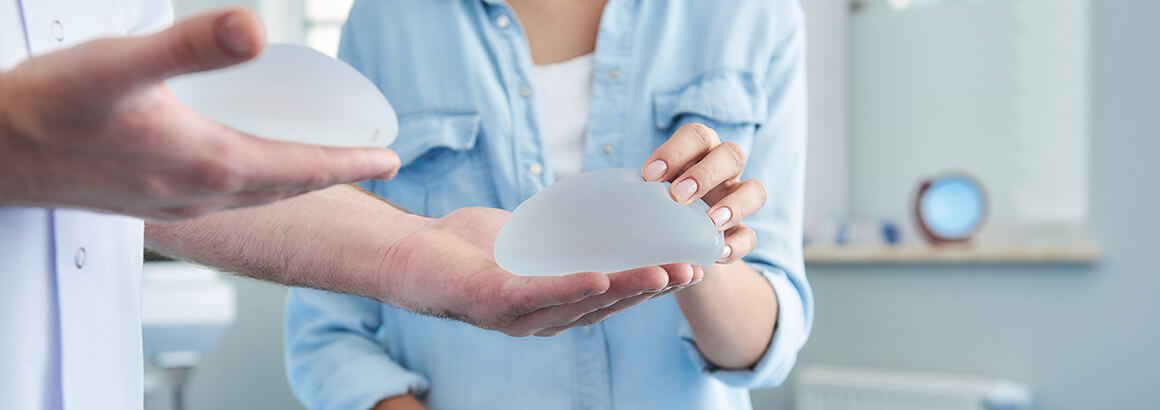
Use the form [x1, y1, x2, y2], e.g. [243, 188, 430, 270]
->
[167, 44, 398, 148]
[494, 168, 725, 276]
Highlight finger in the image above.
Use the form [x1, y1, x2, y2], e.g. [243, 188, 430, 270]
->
[658, 263, 696, 288]
[706, 179, 767, 231]
[124, 8, 265, 85]
[507, 266, 668, 332]
[719, 225, 757, 264]
[648, 266, 705, 299]
[236, 136, 402, 192]
[500, 271, 612, 316]
[533, 292, 656, 337]
[669, 141, 746, 205]
[640, 123, 720, 182]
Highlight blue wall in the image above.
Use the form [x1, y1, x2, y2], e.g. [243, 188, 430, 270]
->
[752, 1, 1160, 408]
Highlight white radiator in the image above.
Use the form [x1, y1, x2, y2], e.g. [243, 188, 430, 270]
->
[795, 365, 1032, 410]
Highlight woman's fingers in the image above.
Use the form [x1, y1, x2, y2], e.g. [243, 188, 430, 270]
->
[705, 179, 767, 231]
[641, 123, 720, 182]
[668, 141, 746, 205]
[719, 224, 757, 264]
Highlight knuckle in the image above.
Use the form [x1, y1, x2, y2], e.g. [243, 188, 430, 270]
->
[165, 32, 207, 73]
[729, 192, 749, 214]
[188, 157, 244, 193]
[749, 180, 768, 205]
[302, 147, 335, 188]
[719, 141, 747, 167]
[681, 122, 720, 147]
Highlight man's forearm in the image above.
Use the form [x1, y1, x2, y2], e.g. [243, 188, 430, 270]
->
[144, 184, 433, 300]
[675, 262, 778, 369]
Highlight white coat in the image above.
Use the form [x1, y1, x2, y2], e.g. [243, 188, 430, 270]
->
[0, 1, 172, 409]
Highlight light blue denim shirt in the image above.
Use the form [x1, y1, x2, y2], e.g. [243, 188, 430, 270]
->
[285, 1, 813, 409]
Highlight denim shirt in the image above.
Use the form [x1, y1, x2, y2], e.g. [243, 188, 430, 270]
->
[285, 1, 813, 409]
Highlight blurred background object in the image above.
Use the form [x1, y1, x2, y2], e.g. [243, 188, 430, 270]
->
[153, 0, 1160, 409]
[141, 262, 236, 410]
[914, 172, 988, 245]
[795, 365, 1032, 410]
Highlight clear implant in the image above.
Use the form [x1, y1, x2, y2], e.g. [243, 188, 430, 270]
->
[495, 168, 726, 276]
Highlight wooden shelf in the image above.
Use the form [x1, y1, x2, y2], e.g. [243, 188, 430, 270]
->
[804, 243, 1101, 265]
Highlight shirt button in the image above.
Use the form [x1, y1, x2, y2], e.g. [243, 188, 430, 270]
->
[74, 247, 86, 269]
[519, 86, 533, 98]
[608, 69, 621, 80]
[51, 19, 64, 42]
[528, 162, 543, 175]
[602, 144, 614, 155]
[582, 326, 593, 335]
[495, 14, 511, 29]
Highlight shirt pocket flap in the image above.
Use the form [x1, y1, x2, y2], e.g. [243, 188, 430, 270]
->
[390, 112, 482, 166]
[653, 71, 767, 129]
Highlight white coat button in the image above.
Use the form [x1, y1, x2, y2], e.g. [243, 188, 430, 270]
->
[608, 69, 621, 80]
[74, 247, 86, 269]
[520, 86, 533, 98]
[528, 162, 543, 175]
[602, 144, 614, 155]
[495, 15, 511, 29]
[51, 19, 64, 42]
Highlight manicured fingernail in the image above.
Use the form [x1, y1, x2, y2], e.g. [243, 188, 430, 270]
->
[582, 289, 603, 297]
[643, 160, 667, 181]
[216, 12, 253, 57]
[717, 245, 732, 263]
[673, 178, 698, 202]
[710, 207, 732, 228]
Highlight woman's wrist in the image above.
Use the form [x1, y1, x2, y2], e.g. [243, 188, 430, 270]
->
[674, 261, 778, 369]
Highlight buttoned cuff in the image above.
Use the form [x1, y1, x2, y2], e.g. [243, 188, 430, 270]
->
[679, 262, 808, 388]
[306, 355, 429, 410]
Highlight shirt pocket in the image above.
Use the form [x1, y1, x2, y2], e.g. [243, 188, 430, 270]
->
[389, 111, 499, 217]
[652, 70, 767, 155]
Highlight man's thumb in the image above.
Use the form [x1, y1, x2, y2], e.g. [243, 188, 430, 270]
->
[131, 8, 265, 84]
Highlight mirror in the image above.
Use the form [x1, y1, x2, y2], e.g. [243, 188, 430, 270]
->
[914, 173, 988, 244]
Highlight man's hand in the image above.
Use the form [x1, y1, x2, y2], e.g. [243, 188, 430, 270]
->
[372, 394, 427, 410]
[380, 207, 694, 337]
[0, 8, 400, 221]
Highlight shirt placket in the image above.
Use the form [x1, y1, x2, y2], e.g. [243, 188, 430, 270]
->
[583, 0, 640, 173]
[485, 2, 551, 202]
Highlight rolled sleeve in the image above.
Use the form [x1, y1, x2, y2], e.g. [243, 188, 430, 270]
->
[679, 0, 814, 389]
[678, 262, 810, 388]
[284, 288, 428, 410]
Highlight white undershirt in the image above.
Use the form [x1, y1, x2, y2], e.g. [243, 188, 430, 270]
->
[532, 53, 595, 181]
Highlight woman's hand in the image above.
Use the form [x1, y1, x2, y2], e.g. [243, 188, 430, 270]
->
[641, 123, 767, 264]
[640, 123, 778, 369]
